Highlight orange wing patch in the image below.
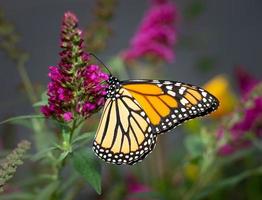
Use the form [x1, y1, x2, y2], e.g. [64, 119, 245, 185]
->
[160, 95, 178, 108]
[124, 84, 177, 126]
[123, 84, 163, 95]
[182, 87, 204, 108]
[186, 88, 202, 100]
[128, 91, 161, 125]
[184, 92, 198, 105]
[147, 96, 170, 117]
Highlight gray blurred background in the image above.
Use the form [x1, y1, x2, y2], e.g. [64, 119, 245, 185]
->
[0, 0, 262, 120]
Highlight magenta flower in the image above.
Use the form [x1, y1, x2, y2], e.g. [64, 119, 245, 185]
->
[121, 0, 177, 63]
[126, 176, 151, 200]
[41, 12, 108, 122]
[217, 91, 262, 157]
[218, 96, 262, 156]
[235, 66, 260, 99]
[217, 69, 262, 156]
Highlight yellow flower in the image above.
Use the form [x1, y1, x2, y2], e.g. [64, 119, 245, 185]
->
[184, 163, 199, 182]
[204, 75, 236, 118]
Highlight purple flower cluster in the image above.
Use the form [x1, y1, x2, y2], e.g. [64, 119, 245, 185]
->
[235, 67, 260, 99]
[126, 175, 151, 200]
[41, 12, 108, 122]
[218, 97, 262, 155]
[122, 0, 177, 63]
[218, 69, 262, 156]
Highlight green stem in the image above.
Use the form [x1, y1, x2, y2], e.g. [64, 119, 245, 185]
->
[16, 54, 38, 103]
[50, 119, 83, 200]
[182, 159, 219, 200]
[69, 119, 77, 143]
[64, 182, 83, 200]
[15, 54, 51, 153]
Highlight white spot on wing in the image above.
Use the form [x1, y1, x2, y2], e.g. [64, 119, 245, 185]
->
[167, 91, 176, 96]
[152, 80, 160, 83]
[166, 85, 173, 90]
[164, 81, 172, 84]
[179, 87, 186, 95]
[180, 98, 189, 105]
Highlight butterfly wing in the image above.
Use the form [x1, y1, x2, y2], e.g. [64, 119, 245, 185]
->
[93, 79, 219, 165]
[122, 79, 219, 134]
[93, 87, 157, 165]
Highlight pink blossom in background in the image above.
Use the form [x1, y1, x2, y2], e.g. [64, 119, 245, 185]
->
[122, 0, 177, 63]
[126, 176, 151, 200]
[41, 12, 108, 122]
[217, 126, 254, 156]
[218, 97, 262, 156]
[218, 69, 262, 156]
[235, 66, 260, 99]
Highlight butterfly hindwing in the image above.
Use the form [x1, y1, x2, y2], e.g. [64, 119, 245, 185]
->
[93, 87, 157, 165]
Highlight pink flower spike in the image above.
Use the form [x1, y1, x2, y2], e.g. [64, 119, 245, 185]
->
[63, 11, 78, 30]
[121, 0, 177, 63]
[41, 12, 109, 122]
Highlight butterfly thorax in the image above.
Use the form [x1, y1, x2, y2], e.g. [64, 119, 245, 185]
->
[106, 75, 121, 99]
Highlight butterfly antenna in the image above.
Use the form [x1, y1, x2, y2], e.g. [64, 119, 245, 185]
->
[89, 53, 112, 75]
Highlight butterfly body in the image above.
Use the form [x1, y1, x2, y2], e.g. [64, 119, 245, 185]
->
[93, 75, 219, 165]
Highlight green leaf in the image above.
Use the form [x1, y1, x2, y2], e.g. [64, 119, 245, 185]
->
[72, 120, 85, 137]
[16, 174, 55, 187]
[56, 151, 70, 165]
[35, 181, 59, 200]
[33, 91, 48, 107]
[195, 166, 262, 199]
[0, 192, 34, 200]
[0, 115, 44, 125]
[31, 146, 58, 161]
[10, 119, 34, 129]
[33, 100, 48, 107]
[185, 134, 205, 158]
[72, 132, 95, 144]
[72, 148, 102, 194]
[217, 148, 254, 166]
[72, 132, 96, 151]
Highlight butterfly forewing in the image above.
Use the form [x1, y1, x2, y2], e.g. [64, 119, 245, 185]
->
[122, 80, 219, 134]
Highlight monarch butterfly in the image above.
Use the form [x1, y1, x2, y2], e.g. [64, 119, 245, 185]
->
[93, 75, 219, 165]
[92, 57, 219, 165]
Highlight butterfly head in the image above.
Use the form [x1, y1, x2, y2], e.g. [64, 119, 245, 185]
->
[106, 75, 121, 99]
